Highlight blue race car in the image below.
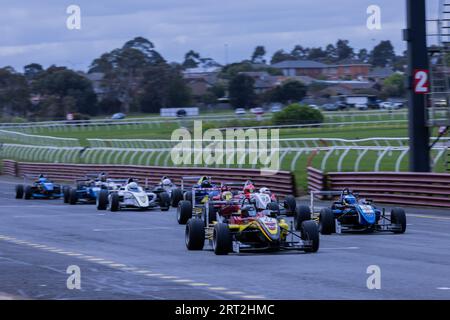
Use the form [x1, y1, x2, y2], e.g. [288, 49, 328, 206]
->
[176, 176, 221, 224]
[308, 189, 406, 234]
[64, 173, 109, 205]
[15, 175, 64, 200]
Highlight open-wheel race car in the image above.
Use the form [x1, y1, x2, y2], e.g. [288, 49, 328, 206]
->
[304, 189, 407, 235]
[64, 172, 109, 205]
[15, 174, 64, 200]
[152, 176, 184, 207]
[176, 176, 221, 224]
[184, 197, 320, 255]
[96, 179, 171, 212]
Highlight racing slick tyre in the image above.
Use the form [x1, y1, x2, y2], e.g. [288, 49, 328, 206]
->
[294, 205, 311, 231]
[159, 192, 170, 211]
[63, 187, 70, 203]
[109, 193, 120, 212]
[69, 188, 78, 205]
[213, 223, 232, 255]
[319, 208, 335, 235]
[185, 218, 205, 250]
[301, 220, 319, 253]
[171, 188, 183, 207]
[177, 200, 192, 225]
[24, 186, 32, 200]
[97, 190, 108, 210]
[390, 208, 406, 234]
[184, 191, 193, 202]
[15, 184, 24, 199]
[266, 202, 280, 216]
[284, 195, 297, 216]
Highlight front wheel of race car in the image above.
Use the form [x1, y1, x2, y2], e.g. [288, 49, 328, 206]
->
[97, 190, 108, 210]
[294, 205, 311, 231]
[15, 184, 24, 199]
[24, 186, 32, 200]
[185, 218, 205, 250]
[284, 195, 297, 216]
[213, 223, 232, 255]
[63, 187, 70, 203]
[177, 200, 192, 225]
[159, 192, 170, 211]
[109, 193, 120, 212]
[301, 220, 319, 253]
[171, 188, 183, 207]
[69, 188, 78, 205]
[390, 208, 406, 234]
[319, 208, 335, 235]
[184, 191, 193, 202]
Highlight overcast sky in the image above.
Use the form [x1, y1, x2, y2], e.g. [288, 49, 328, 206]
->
[0, 0, 439, 72]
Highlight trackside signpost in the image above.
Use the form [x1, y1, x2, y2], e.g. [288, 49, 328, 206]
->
[404, 0, 431, 172]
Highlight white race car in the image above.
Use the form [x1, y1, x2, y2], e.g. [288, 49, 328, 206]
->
[96, 181, 170, 212]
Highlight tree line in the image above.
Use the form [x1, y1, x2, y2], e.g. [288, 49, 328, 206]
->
[0, 37, 405, 121]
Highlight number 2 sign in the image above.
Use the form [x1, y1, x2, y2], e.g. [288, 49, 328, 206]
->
[414, 69, 429, 94]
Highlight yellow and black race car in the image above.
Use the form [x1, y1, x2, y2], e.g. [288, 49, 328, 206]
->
[184, 199, 319, 255]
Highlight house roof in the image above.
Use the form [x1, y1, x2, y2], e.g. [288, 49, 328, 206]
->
[368, 67, 395, 78]
[271, 60, 328, 69]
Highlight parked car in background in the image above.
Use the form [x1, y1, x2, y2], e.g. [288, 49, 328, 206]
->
[309, 104, 320, 110]
[235, 108, 246, 115]
[321, 103, 339, 111]
[112, 113, 126, 120]
[355, 103, 368, 110]
[251, 107, 264, 115]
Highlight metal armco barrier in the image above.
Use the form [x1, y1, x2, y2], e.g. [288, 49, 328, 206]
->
[307, 167, 450, 208]
[2, 160, 296, 197]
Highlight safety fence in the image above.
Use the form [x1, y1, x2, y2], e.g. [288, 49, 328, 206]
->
[0, 129, 80, 147]
[1, 160, 296, 197]
[307, 167, 450, 208]
[0, 144, 448, 173]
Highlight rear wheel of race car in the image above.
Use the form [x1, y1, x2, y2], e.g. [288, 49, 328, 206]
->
[177, 200, 192, 225]
[185, 218, 205, 250]
[390, 208, 406, 234]
[184, 191, 193, 202]
[69, 188, 78, 205]
[319, 208, 335, 235]
[284, 195, 297, 216]
[294, 205, 311, 231]
[15, 184, 24, 199]
[109, 193, 120, 212]
[301, 220, 319, 253]
[97, 190, 108, 210]
[171, 188, 183, 207]
[63, 187, 70, 203]
[213, 223, 232, 255]
[159, 192, 170, 211]
[266, 202, 280, 215]
[24, 186, 32, 200]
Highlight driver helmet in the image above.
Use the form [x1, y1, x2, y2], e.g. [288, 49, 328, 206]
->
[244, 183, 255, 195]
[259, 187, 271, 194]
[98, 172, 107, 182]
[222, 191, 233, 201]
[162, 178, 172, 187]
[128, 182, 139, 192]
[343, 194, 357, 205]
[38, 174, 47, 183]
[201, 179, 212, 188]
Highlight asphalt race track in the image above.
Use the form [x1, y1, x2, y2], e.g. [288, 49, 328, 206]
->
[0, 176, 449, 300]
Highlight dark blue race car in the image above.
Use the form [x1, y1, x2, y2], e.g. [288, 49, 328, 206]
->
[15, 175, 64, 200]
[64, 173, 108, 205]
[302, 189, 407, 235]
[176, 176, 221, 224]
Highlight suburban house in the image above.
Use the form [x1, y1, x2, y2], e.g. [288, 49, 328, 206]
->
[272, 59, 371, 80]
[238, 71, 284, 94]
[368, 67, 396, 82]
